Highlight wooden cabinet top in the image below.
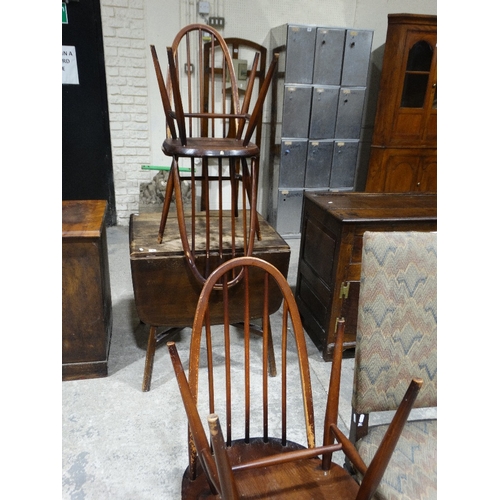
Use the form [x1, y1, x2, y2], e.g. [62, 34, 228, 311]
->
[304, 192, 436, 223]
[388, 13, 437, 26]
[62, 200, 107, 238]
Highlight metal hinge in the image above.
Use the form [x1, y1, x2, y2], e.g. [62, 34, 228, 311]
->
[334, 316, 345, 334]
[339, 281, 350, 299]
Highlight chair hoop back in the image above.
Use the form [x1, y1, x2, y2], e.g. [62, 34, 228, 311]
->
[185, 256, 316, 480]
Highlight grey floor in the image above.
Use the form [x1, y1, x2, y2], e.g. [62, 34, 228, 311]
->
[62, 223, 430, 500]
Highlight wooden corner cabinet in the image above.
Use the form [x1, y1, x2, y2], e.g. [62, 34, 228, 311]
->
[365, 14, 437, 193]
[62, 200, 112, 380]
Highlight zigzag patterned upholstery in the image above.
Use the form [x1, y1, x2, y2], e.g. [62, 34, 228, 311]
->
[352, 231, 437, 500]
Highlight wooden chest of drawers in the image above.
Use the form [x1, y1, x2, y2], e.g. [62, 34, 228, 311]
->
[295, 192, 437, 360]
[62, 200, 112, 380]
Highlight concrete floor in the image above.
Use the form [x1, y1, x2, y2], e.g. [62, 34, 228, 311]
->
[62, 223, 431, 499]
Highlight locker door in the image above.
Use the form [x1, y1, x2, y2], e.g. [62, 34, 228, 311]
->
[281, 85, 312, 138]
[335, 88, 366, 139]
[341, 30, 373, 86]
[284, 25, 317, 84]
[330, 140, 359, 189]
[313, 28, 345, 85]
[276, 189, 304, 235]
[305, 141, 334, 188]
[279, 140, 308, 187]
[309, 86, 339, 139]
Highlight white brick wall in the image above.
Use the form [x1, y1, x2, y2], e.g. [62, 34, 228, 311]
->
[100, 0, 153, 225]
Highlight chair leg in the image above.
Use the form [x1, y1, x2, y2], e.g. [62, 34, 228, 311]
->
[157, 159, 176, 244]
[142, 325, 157, 392]
[242, 158, 261, 240]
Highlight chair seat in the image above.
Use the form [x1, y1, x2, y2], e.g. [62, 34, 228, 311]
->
[356, 419, 437, 500]
[181, 437, 360, 499]
[163, 137, 260, 158]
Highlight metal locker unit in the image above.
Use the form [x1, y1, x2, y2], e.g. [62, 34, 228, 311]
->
[281, 85, 313, 138]
[330, 140, 360, 189]
[267, 24, 373, 237]
[313, 28, 345, 85]
[341, 30, 373, 86]
[305, 140, 334, 188]
[279, 139, 308, 188]
[335, 87, 366, 139]
[309, 86, 340, 139]
[276, 189, 304, 236]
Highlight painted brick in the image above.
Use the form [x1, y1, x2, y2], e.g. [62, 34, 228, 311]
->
[100, 0, 150, 224]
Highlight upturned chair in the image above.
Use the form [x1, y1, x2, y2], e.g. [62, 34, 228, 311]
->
[348, 231, 437, 499]
[168, 256, 423, 499]
[150, 24, 278, 274]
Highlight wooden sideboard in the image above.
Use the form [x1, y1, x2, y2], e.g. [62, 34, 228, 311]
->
[295, 192, 437, 360]
[62, 200, 112, 380]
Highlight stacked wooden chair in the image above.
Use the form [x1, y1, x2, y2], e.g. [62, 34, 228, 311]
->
[150, 24, 278, 257]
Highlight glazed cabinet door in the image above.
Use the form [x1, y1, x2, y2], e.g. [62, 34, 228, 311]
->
[391, 31, 437, 146]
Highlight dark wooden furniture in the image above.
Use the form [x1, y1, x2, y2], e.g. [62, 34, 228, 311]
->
[365, 14, 437, 193]
[62, 200, 112, 380]
[129, 211, 290, 391]
[295, 191, 437, 360]
[151, 24, 278, 250]
[168, 258, 423, 499]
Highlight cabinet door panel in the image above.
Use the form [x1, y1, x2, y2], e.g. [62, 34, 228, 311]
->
[417, 156, 437, 192]
[384, 154, 419, 192]
[394, 110, 425, 143]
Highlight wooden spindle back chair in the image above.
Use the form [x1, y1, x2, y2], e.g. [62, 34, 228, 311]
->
[168, 256, 423, 499]
[150, 25, 278, 288]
